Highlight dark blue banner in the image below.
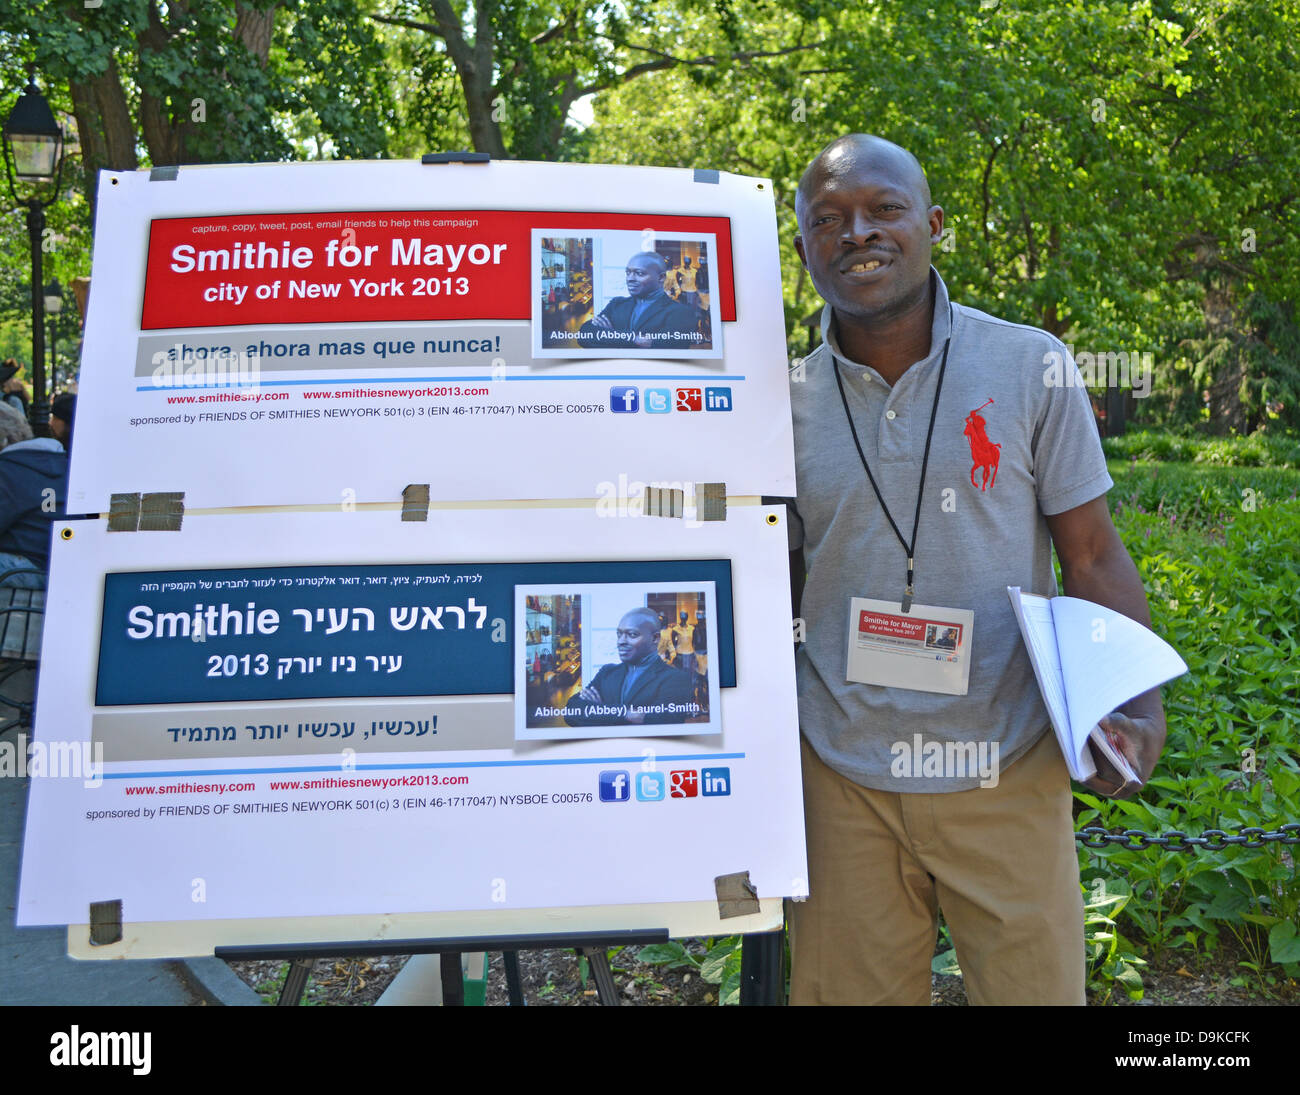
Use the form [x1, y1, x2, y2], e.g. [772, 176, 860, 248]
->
[96, 560, 734, 705]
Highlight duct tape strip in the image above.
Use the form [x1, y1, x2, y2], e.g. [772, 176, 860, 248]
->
[401, 483, 431, 521]
[149, 166, 179, 182]
[89, 899, 123, 945]
[714, 871, 760, 919]
[693, 168, 720, 184]
[107, 493, 141, 532]
[644, 485, 684, 519]
[697, 482, 727, 522]
[139, 492, 185, 531]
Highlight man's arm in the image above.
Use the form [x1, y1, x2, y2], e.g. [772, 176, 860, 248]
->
[1045, 496, 1166, 798]
[563, 664, 618, 726]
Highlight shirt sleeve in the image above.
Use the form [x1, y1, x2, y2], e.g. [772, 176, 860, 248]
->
[1032, 343, 1114, 516]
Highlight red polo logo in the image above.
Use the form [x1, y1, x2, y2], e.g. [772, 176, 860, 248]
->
[964, 398, 1001, 491]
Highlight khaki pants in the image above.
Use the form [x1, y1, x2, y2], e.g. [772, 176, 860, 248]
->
[789, 730, 1085, 1005]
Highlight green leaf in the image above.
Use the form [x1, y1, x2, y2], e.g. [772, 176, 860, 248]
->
[636, 942, 693, 967]
[1268, 921, 1300, 965]
[931, 948, 962, 976]
[699, 937, 740, 983]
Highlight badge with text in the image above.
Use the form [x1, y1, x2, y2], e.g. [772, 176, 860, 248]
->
[846, 598, 974, 696]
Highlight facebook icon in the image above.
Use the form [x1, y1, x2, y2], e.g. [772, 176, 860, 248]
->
[610, 386, 640, 413]
[599, 770, 631, 802]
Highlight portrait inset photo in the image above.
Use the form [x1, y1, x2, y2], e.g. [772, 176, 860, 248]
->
[532, 229, 722, 359]
[924, 624, 961, 652]
[514, 580, 720, 740]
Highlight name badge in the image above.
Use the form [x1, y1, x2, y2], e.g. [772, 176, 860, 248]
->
[846, 597, 974, 696]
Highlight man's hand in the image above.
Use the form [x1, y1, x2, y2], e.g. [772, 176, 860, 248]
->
[578, 684, 601, 702]
[1083, 710, 1166, 799]
[1046, 497, 1169, 796]
[590, 315, 613, 331]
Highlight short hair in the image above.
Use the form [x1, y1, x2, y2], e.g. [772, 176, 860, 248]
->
[627, 251, 667, 276]
[0, 402, 32, 450]
[620, 607, 661, 634]
[795, 134, 932, 233]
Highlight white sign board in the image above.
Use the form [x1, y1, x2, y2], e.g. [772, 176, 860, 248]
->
[70, 160, 794, 510]
[19, 506, 806, 927]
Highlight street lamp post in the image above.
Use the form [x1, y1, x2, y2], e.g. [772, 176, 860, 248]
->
[45, 278, 63, 393]
[3, 71, 66, 435]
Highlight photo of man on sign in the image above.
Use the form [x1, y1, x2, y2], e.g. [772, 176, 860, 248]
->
[532, 229, 721, 359]
[515, 581, 721, 740]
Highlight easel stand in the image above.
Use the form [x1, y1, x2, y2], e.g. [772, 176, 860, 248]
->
[222, 927, 786, 1006]
[222, 929, 667, 1007]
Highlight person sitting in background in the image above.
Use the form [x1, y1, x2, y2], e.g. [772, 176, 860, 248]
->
[0, 397, 68, 589]
[50, 392, 76, 455]
[2, 360, 30, 418]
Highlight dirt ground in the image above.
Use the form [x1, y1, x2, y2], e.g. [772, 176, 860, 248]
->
[230, 934, 1298, 1006]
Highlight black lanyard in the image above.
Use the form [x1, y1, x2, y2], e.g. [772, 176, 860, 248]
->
[831, 313, 953, 614]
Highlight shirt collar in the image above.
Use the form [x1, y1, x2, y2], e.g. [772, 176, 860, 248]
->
[819, 267, 952, 379]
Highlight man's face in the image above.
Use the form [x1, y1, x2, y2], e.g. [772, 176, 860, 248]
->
[616, 614, 658, 663]
[794, 143, 943, 326]
[626, 259, 663, 299]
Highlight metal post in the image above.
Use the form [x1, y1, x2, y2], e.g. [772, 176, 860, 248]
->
[25, 200, 48, 434]
[738, 929, 786, 1005]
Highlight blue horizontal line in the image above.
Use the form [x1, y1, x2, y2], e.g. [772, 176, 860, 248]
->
[103, 752, 745, 780]
[135, 374, 747, 392]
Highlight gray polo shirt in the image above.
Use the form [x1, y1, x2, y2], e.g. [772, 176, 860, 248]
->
[784, 270, 1112, 792]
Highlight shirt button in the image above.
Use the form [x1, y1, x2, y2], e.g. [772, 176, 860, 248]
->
[885, 410, 897, 420]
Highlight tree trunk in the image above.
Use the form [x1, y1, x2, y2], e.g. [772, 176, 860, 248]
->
[234, 3, 277, 63]
[68, 57, 139, 216]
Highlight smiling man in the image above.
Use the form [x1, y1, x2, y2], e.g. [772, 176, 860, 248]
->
[563, 607, 696, 727]
[782, 134, 1166, 1005]
[576, 251, 700, 349]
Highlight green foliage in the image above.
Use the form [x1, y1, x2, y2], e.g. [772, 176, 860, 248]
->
[1083, 878, 1148, 1003]
[1078, 476, 1300, 991]
[1104, 429, 1300, 469]
[1107, 459, 1300, 536]
[636, 935, 742, 1005]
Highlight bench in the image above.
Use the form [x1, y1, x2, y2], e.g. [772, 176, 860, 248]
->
[0, 570, 46, 735]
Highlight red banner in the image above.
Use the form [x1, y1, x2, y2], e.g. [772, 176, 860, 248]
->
[141, 210, 736, 330]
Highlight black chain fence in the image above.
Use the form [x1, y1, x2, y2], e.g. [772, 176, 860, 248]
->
[1076, 824, 1300, 850]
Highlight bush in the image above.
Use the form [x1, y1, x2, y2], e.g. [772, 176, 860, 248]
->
[1079, 493, 1300, 990]
[1102, 429, 1300, 469]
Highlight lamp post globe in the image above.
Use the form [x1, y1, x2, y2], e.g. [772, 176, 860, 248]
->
[3, 71, 66, 435]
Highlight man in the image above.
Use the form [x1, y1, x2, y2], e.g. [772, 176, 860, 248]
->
[671, 610, 697, 676]
[783, 134, 1166, 1005]
[0, 400, 67, 589]
[50, 392, 75, 454]
[564, 607, 696, 727]
[677, 256, 700, 310]
[576, 252, 699, 350]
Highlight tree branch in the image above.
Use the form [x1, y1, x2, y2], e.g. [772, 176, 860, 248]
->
[574, 40, 821, 98]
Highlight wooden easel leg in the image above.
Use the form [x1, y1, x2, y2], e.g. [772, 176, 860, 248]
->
[503, 950, 525, 1006]
[277, 957, 314, 1006]
[579, 946, 619, 1006]
[440, 951, 465, 1006]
